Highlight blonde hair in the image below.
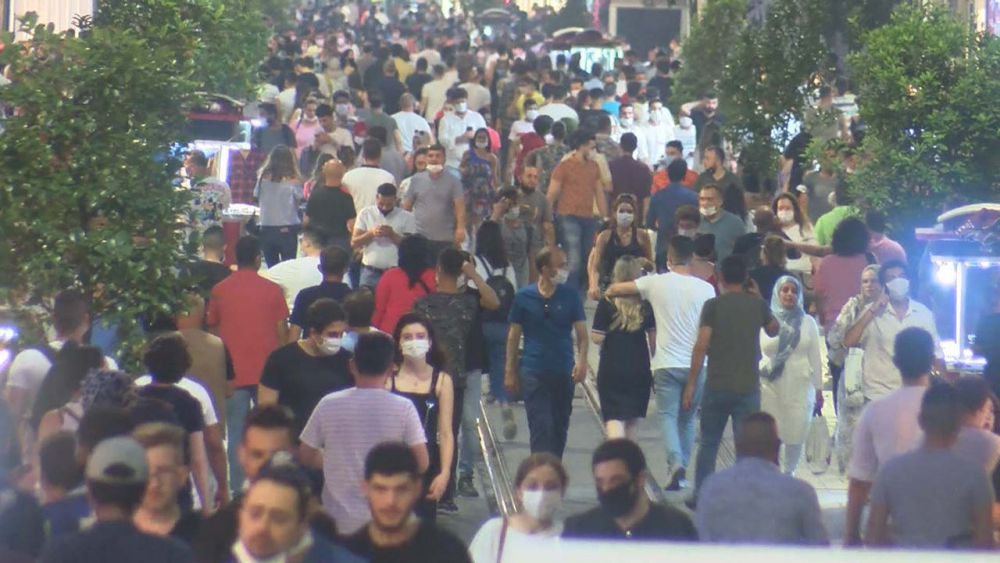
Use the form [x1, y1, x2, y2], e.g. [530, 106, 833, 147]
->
[610, 256, 644, 332]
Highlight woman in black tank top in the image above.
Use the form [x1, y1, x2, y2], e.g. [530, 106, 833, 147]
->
[588, 194, 653, 299]
[389, 313, 456, 522]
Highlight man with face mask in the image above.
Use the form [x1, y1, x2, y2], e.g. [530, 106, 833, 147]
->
[563, 439, 697, 540]
[438, 87, 487, 174]
[673, 117, 698, 171]
[643, 97, 676, 167]
[353, 183, 418, 289]
[402, 144, 467, 256]
[505, 247, 588, 459]
[251, 103, 297, 156]
[613, 103, 649, 164]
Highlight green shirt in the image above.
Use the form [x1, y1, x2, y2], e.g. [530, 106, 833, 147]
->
[700, 291, 773, 394]
[813, 206, 859, 246]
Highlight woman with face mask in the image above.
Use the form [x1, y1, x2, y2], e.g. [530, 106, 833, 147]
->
[587, 194, 653, 300]
[388, 313, 455, 523]
[257, 299, 354, 440]
[772, 193, 816, 277]
[758, 276, 823, 476]
[469, 454, 568, 563]
[290, 98, 323, 158]
[460, 128, 500, 247]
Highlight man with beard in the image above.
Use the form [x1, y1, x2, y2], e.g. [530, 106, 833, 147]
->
[345, 443, 470, 562]
[516, 166, 555, 283]
[352, 183, 418, 289]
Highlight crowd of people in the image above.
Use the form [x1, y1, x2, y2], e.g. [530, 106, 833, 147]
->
[4, 0, 1000, 561]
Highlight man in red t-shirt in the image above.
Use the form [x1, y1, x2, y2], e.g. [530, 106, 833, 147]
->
[652, 140, 698, 194]
[206, 235, 289, 494]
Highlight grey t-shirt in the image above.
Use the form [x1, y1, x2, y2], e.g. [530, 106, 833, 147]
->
[870, 448, 994, 548]
[803, 172, 838, 223]
[404, 171, 464, 242]
[698, 210, 746, 262]
[700, 291, 773, 394]
[518, 190, 554, 248]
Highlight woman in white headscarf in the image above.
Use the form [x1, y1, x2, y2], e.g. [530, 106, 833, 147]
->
[759, 275, 823, 475]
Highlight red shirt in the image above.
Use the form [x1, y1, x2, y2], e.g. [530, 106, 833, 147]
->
[207, 270, 289, 387]
[372, 267, 437, 334]
[651, 168, 699, 194]
[515, 133, 546, 178]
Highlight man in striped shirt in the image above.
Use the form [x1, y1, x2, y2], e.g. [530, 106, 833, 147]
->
[299, 332, 429, 535]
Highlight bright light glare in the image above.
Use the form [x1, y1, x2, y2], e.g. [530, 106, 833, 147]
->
[935, 262, 957, 286]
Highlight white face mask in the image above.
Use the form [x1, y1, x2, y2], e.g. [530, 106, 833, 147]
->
[678, 116, 693, 128]
[456, 101, 468, 113]
[475, 139, 489, 149]
[620, 117, 634, 127]
[521, 489, 562, 521]
[335, 103, 350, 116]
[525, 109, 539, 121]
[320, 337, 342, 355]
[616, 212, 634, 226]
[678, 228, 696, 238]
[231, 540, 285, 563]
[886, 277, 910, 300]
[553, 268, 570, 285]
[544, 133, 554, 145]
[341, 331, 358, 352]
[401, 338, 431, 358]
[777, 209, 795, 224]
[426, 164, 444, 175]
[700, 205, 717, 217]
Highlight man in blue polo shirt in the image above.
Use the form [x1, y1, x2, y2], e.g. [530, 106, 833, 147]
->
[504, 246, 589, 459]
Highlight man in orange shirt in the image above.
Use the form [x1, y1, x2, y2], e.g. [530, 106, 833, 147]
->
[206, 235, 289, 495]
[652, 140, 698, 194]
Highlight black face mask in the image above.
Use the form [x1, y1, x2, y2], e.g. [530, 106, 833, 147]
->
[597, 480, 637, 518]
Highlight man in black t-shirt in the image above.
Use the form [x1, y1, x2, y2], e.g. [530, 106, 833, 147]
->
[345, 443, 470, 563]
[289, 246, 352, 341]
[563, 439, 697, 541]
[303, 159, 356, 250]
[186, 226, 231, 298]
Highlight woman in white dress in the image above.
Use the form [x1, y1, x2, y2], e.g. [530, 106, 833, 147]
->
[469, 453, 567, 563]
[759, 275, 823, 475]
[773, 193, 816, 279]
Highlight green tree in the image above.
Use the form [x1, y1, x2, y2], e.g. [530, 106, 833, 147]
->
[718, 0, 827, 185]
[670, 0, 744, 111]
[0, 20, 199, 366]
[848, 5, 1000, 236]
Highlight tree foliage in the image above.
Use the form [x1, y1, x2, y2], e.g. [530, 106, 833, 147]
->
[718, 0, 828, 184]
[0, 20, 199, 366]
[670, 0, 745, 111]
[848, 5, 1000, 235]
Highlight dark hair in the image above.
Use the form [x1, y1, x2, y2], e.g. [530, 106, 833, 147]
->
[365, 442, 420, 480]
[532, 115, 554, 136]
[317, 246, 349, 277]
[592, 438, 646, 478]
[706, 145, 725, 162]
[53, 289, 88, 335]
[343, 289, 375, 328]
[397, 234, 431, 289]
[551, 121, 566, 142]
[955, 376, 995, 414]
[436, 247, 465, 279]
[475, 221, 509, 270]
[392, 312, 448, 369]
[771, 193, 808, 229]
[354, 332, 397, 377]
[470, 127, 492, 151]
[676, 205, 700, 226]
[244, 405, 295, 442]
[619, 132, 638, 152]
[878, 260, 908, 286]
[535, 246, 560, 272]
[39, 431, 83, 491]
[830, 216, 870, 257]
[305, 299, 346, 336]
[87, 480, 147, 514]
[259, 102, 278, 119]
[362, 138, 382, 161]
[235, 235, 262, 267]
[260, 145, 300, 181]
[369, 125, 388, 146]
[416, 57, 428, 71]
[301, 225, 329, 249]
[666, 158, 687, 183]
[447, 87, 468, 102]
[368, 91, 385, 109]
[919, 382, 962, 437]
[819, 85, 833, 99]
[761, 235, 786, 267]
[720, 255, 749, 284]
[377, 182, 397, 198]
[187, 150, 209, 168]
[666, 140, 684, 154]
[569, 129, 595, 150]
[202, 225, 225, 252]
[513, 452, 568, 492]
[865, 209, 888, 234]
[29, 343, 104, 430]
[77, 406, 134, 455]
[427, 144, 446, 158]
[694, 234, 715, 260]
[667, 236, 695, 265]
[143, 333, 192, 385]
[315, 104, 333, 118]
[410, 148, 429, 175]
[255, 458, 314, 522]
[894, 327, 936, 380]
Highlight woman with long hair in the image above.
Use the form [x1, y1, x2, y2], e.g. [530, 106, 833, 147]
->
[587, 194, 653, 300]
[591, 256, 655, 440]
[304, 152, 335, 199]
[469, 454, 568, 562]
[750, 235, 793, 303]
[288, 73, 321, 126]
[372, 234, 436, 333]
[759, 275, 822, 475]
[256, 145, 304, 266]
[460, 128, 499, 245]
[472, 220, 519, 437]
[398, 147, 428, 201]
[389, 313, 455, 522]
[773, 193, 816, 276]
[290, 96, 323, 159]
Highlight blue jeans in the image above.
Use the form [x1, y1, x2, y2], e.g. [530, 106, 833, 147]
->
[482, 321, 510, 403]
[654, 367, 705, 471]
[260, 225, 299, 267]
[521, 371, 575, 458]
[360, 265, 386, 289]
[458, 370, 483, 475]
[694, 387, 761, 492]
[226, 386, 255, 493]
[558, 215, 598, 291]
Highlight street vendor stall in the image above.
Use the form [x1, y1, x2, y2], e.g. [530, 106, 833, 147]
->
[545, 28, 623, 75]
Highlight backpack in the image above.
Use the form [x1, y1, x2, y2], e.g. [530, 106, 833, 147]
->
[478, 254, 515, 323]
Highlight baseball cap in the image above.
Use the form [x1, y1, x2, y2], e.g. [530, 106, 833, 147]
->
[85, 436, 148, 485]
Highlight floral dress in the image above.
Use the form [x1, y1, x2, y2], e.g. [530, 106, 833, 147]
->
[462, 150, 494, 227]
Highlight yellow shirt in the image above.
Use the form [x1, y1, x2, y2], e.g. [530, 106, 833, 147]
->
[513, 91, 545, 119]
[393, 58, 414, 83]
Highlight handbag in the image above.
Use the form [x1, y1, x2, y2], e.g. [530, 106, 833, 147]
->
[805, 414, 831, 475]
[842, 348, 865, 408]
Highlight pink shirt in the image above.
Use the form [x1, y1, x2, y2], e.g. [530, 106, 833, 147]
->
[814, 254, 869, 332]
[869, 236, 907, 266]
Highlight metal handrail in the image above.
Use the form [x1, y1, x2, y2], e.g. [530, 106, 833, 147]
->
[478, 398, 518, 517]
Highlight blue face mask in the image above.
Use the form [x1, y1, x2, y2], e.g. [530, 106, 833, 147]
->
[341, 331, 358, 353]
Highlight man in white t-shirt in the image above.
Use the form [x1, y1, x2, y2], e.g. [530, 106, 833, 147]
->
[606, 235, 714, 491]
[438, 87, 487, 173]
[4, 290, 118, 425]
[299, 332, 429, 535]
[352, 183, 418, 289]
[342, 139, 396, 213]
[460, 66, 492, 112]
[392, 94, 433, 154]
[264, 226, 330, 314]
[844, 327, 932, 546]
